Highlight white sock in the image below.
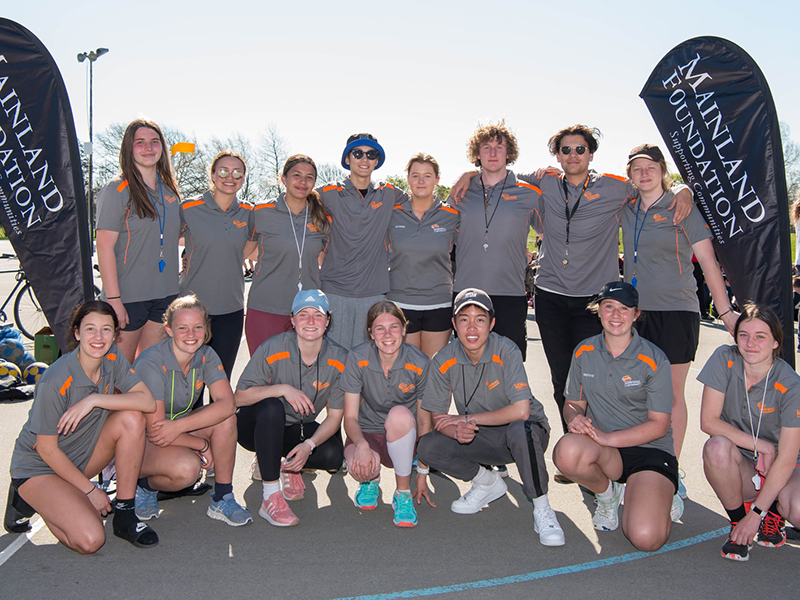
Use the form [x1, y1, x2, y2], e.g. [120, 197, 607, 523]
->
[532, 494, 551, 512]
[472, 466, 496, 486]
[596, 480, 614, 500]
[262, 480, 280, 500]
[386, 428, 416, 477]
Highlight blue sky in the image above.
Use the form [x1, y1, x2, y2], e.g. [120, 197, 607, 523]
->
[4, 0, 799, 183]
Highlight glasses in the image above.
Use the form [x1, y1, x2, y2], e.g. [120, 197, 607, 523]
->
[559, 145, 588, 156]
[351, 149, 380, 160]
[217, 168, 244, 180]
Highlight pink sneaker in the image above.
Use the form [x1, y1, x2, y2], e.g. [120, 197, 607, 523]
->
[281, 470, 305, 501]
[259, 491, 299, 527]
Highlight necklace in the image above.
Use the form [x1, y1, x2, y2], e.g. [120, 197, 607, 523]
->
[561, 174, 591, 268]
[631, 191, 665, 287]
[744, 361, 773, 490]
[480, 173, 508, 252]
[285, 196, 308, 291]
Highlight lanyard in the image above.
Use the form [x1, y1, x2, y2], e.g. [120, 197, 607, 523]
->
[155, 174, 167, 273]
[169, 367, 196, 420]
[461, 361, 486, 422]
[296, 346, 320, 441]
[561, 174, 590, 268]
[631, 192, 665, 287]
[480, 173, 507, 252]
[744, 363, 773, 465]
[285, 197, 308, 291]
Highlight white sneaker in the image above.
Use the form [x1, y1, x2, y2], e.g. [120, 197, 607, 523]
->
[671, 493, 684, 522]
[451, 473, 507, 514]
[533, 506, 565, 546]
[593, 482, 623, 531]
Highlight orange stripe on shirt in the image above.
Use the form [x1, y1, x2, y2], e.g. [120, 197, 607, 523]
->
[117, 179, 129, 193]
[727, 360, 734, 368]
[253, 203, 275, 211]
[492, 355, 503, 366]
[327, 359, 345, 373]
[358, 360, 369, 368]
[775, 382, 788, 394]
[440, 357, 457, 374]
[267, 351, 290, 365]
[182, 200, 205, 210]
[515, 181, 541, 194]
[637, 354, 657, 371]
[59, 376, 73, 395]
[107, 353, 116, 361]
[602, 173, 627, 182]
[322, 185, 343, 192]
[439, 205, 458, 215]
[675, 230, 682, 275]
[405, 363, 423, 375]
[123, 208, 131, 264]
[575, 344, 594, 358]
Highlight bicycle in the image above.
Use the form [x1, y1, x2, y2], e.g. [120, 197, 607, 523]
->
[0, 253, 47, 340]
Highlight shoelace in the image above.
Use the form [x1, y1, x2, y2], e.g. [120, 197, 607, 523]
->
[761, 512, 783, 536]
[535, 509, 558, 527]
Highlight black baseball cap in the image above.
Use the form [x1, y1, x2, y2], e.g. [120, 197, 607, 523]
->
[453, 288, 494, 316]
[627, 144, 665, 164]
[596, 281, 639, 308]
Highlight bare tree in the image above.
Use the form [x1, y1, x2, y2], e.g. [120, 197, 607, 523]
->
[257, 124, 289, 199]
[316, 162, 348, 186]
[781, 121, 800, 202]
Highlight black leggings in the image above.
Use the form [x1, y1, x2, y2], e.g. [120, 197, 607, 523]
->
[237, 397, 343, 482]
[210, 309, 244, 379]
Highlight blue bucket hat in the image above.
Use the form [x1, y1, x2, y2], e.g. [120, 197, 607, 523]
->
[291, 289, 330, 315]
[341, 133, 386, 170]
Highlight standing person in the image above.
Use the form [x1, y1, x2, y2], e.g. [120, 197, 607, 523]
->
[235, 290, 348, 527]
[622, 143, 738, 500]
[180, 151, 255, 377]
[553, 282, 679, 552]
[791, 193, 800, 272]
[96, 118, 182, 365]
[388, 153, 459, 358]
[246, 155, 330, 354]
[8, 301, 158, 553]
[699, 302, 800, 562]
[341, 302, 431, 527]
[418, 289, 565, 547]
[133, 295, 252, 527]
[450, 122, 542, 359]
[318, 134, 407, 349]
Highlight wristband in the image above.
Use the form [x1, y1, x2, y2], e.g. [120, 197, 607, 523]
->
[200, 439, 210, 453]
[106, 296, 121, 300]
[751, 505, 767, 520]
[717, 308, 732, 319]
[86, 484, 98, 495]
[303, 439, 316, 451]
[416, 466, 430, 475]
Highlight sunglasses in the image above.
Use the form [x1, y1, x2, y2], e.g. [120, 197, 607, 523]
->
[351, 149, 380, 160]
[217, 168, 244, 180]
[559, 145, 588, 156]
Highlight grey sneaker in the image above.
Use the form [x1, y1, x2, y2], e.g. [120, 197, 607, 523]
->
[593, 482, 623, 531]
[135, 486, 161, 521]
[207, 493, 253, 527]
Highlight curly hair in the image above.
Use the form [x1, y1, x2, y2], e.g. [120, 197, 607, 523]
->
[466, 121, 519, 167]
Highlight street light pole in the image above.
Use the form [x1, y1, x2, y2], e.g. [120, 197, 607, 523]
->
[77, 47, 109, 249]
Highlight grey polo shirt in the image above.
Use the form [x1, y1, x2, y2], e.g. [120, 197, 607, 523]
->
[10, 344, 141, 478]
[521, 170, 634, 297]
[620, 190, 711, 312]
[422, 332, 548, 427]
[96, 175, 181, 303]
[453, 171, 541, 296]
[340, 341, 429, 434]
[388, 199, 460, 306]
[179, 191, 254, 315]
[698, 345, 800, 463]
[318, 178, 407, 298]
[564, 330, 675, 455]
[236, 331, 348, 425]
[248, 195, 329, 315]
[133, 338, 227, 421]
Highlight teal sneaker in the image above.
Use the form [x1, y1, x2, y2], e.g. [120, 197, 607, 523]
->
[354, 479, 380, 510]
[392, 491, 418, 527]
[207, 493, 253, 527]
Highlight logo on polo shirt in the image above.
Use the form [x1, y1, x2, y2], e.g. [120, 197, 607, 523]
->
[621, 375, 641, 388]
[165, 195, 177, 203]
[232, 220, 248, 228]
[431, 224, 446, 232]
[501, 193, 517, 201]
[313, 380, 329, 391]
[653, 214, 668, 223]
[514, 382, 528, 390]
[398, 383, 415, 393]
[370, 200, 382, 210]
[195, 379, 204, 389]
[757, 402, 775, 414]
[486, 380, 499, 390]
[796, 409, 800, 418]
[584, 192, 600, 201]
[307, 223, 320, 232]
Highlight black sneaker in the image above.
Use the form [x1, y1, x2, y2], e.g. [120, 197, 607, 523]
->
[756, 511, 786, 548]
[721, 523, 751, 561]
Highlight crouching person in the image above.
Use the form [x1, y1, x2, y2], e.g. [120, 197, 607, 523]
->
[417, 288, 564, 546]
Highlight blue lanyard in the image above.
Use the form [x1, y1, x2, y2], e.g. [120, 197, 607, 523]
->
[155, 174, 166, 273]
[631, 192, 664, 287]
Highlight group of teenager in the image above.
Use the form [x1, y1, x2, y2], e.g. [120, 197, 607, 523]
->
[6, 119, 800, 563]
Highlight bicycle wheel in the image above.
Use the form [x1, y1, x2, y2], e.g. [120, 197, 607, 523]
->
[14, 282, 48, 340]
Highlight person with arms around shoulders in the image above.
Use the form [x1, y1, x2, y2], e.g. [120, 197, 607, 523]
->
[387, 152, 459, 358]
[180, 151, 256, 377]
[553, 282, 679, 552]
[8, 301, 159, 552]
[235, 289, 348, 527]
[340, 301, 432, 527]
[699, 302, 800, 562]
[133, 295, 252, 527]
[96, 119, 182, 364]
[418, 288, 565, 547]
[317, 134, 407, 349]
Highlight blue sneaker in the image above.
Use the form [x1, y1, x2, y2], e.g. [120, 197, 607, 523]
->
[392, 491, 418, 527]
[354, 479, 380, 510]
[677, 469, 687, 499]
[135, 486, 160, 521]
[207, 493, 253, 527]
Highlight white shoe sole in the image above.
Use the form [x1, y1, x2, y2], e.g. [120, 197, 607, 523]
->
[451, 479, 508, 514]
[258, 505, 299, 527]
[207, 507, 253, 527]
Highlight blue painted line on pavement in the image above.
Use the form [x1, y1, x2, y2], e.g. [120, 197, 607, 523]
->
[330, 527, 729, 600]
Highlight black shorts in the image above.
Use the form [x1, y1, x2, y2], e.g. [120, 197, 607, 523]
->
[615, 446, 679, 493]
[636, 310, 699, 364]
[123, 294, 179, 331]
[402, 306, 452, 334]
